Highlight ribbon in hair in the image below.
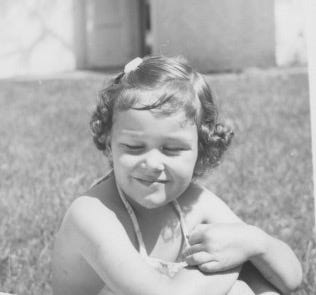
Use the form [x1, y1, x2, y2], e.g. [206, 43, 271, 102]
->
[124, 57, 143, 74]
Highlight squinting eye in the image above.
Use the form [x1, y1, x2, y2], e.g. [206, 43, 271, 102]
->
[164, 147, 180, 151]
[163, 147, 184, 153]
[123, 144, 144, 150]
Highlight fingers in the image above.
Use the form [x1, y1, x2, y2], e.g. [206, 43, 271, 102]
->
[186, 254, 236, 273]
[183, 243, 204, 257]
[185, 251, 215, 266]
[198, 261, 222, 273]
[188, 224, 209, 245]
[199, 261, 241, 273]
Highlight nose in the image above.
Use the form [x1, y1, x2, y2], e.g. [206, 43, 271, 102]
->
[141, 149, 165, 172]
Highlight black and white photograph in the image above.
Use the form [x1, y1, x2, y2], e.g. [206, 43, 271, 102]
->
[0, 1, 315, 294]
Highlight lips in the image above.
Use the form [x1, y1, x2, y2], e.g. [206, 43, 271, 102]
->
[134, 176, 168, 185]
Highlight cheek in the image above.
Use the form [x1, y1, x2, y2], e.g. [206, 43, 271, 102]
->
[172, 152, 198, 178]
[113, 152, 139, 172]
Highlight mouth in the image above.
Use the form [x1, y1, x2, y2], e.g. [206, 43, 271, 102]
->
[134, 177, 168, 185]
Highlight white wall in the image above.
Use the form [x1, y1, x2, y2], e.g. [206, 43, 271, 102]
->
[0, 0, 75, 78]
[275, 0, 307, 66]
[0, 0, 308, 78]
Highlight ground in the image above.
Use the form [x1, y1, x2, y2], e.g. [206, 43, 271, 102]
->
[0, 68, 315, 294]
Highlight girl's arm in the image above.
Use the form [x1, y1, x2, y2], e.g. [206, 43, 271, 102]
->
[63, 196, 240, 295]
[239, 261, 282, 295]
[246, 225, 303, 294]
[183, 186, 303, 294]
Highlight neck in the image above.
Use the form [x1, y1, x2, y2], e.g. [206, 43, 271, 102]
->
[114, 181, 170, 221]
[132, 197, 168, 219]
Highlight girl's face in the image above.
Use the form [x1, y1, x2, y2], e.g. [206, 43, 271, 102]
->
[110, 108, 198, 210]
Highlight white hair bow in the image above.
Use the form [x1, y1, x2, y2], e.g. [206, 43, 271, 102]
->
[124, 57, 143, 74]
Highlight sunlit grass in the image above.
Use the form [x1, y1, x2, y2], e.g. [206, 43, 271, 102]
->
[0, 69, 314, 294]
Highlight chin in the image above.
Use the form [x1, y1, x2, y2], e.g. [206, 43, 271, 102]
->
[142, 203, 160, 209]
[141, 195, 170, 209]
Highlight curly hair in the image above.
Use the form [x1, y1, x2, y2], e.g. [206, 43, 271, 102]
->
[90, 55, 233, 177]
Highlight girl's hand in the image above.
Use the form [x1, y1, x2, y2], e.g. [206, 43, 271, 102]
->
[184, 223, 263, 273]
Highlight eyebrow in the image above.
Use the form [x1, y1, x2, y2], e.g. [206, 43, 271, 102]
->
[119, 130, 145, 137]
[119, 130, 194, 143]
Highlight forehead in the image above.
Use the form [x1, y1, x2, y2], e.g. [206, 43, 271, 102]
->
[115, 81, 200, 118]
[112, 109, 197, 140]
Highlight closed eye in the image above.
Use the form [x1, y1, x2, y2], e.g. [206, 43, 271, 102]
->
[164, 147, 182, 151]
[162, 146, 189, 154]
[121, 144, 144, 152]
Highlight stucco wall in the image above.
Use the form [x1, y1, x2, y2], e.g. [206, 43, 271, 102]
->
[0, 0, 75, 78]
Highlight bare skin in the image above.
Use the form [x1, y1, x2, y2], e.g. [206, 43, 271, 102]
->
[52, 110, 300, 294]
[53, 110, 245, 295]
[52, 174, 283, 295]
[52, 175, 244, 295]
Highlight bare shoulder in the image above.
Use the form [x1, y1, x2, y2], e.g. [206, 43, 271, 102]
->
[52, 175, 132, 295]
[84, 171, 123, 210]
[52, 196, 112, 294]
[56, 173, 127, 250]
[62, 196, 116, 233]
[180, 182, 242, 224]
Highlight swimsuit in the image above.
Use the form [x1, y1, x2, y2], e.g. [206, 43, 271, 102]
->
[91, 171, 190, 278]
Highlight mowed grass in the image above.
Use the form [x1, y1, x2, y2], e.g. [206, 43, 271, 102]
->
[0, 69, 315, 294]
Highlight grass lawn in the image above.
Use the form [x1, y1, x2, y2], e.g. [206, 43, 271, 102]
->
[0, 68, 315, 294]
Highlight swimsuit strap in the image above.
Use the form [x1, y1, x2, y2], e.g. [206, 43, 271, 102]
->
[90, 171, 190, 252]
[172, 201, 190, 248]
[116, 184, 148, 256]
[116, 183, 190, 257]
[89, 170, 113, 189]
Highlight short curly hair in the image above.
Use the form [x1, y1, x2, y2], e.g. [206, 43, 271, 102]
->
[90, 56, 233, 177]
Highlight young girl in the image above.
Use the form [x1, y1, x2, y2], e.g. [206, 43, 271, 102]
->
[52, 56, 302, 295]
